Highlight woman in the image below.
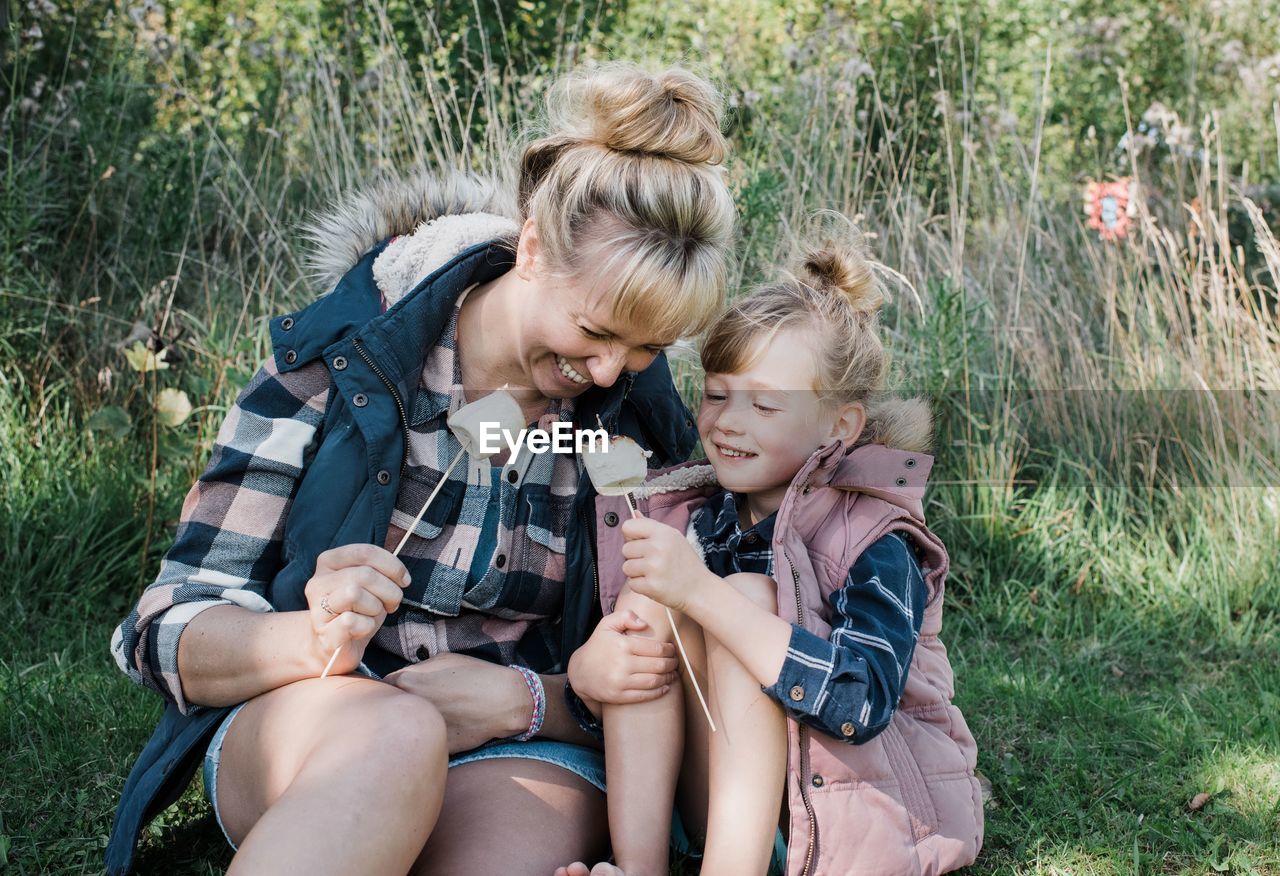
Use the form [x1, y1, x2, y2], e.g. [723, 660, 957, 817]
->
[107, 64, 736, 875]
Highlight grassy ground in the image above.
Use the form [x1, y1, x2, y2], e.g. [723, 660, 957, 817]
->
[4, 0, 1280, 872]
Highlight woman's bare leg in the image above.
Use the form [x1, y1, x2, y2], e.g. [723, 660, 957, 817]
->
[412, 758, 609, 874]
[598, 585, 682, 876]
[700, 573, 788, 876]
[215, 675, 449, 876]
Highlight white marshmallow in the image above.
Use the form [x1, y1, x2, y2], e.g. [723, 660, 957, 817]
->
[447, 389, 526, 459]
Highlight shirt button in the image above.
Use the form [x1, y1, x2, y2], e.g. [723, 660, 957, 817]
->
[744, 532, 760, 545]
[416, 646, 428, 660]
[789, 685, 805, 702]
[283, 350, 297, 364]
[376, 470, 391, 485]
[495, 553, 507, 569]
[332, 355, 347, 371]
[281, 317, 294, 331]
[604, 511, 620, 527]
[506, 470, 519, 485]
[811, 774, 824, 788]
[841, 722, 856, 737]
[352, 393, 368, 407]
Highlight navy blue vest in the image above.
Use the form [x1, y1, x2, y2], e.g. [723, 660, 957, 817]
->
[105, 239, 697, 874]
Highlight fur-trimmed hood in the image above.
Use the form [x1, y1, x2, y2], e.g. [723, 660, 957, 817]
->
[301, 171, 519, 292]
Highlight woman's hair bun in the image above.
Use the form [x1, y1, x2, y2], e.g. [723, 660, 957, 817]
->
[549, 64, 728, 166]
[797, 221, 884, 314]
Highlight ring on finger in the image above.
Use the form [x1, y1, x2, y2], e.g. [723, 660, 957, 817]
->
[320, 595, 338, 617]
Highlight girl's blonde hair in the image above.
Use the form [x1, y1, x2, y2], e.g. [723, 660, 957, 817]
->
[703, 220, 886, 404]
[519, 64, 736, 341]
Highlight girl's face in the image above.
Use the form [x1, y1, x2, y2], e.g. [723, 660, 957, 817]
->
[697, 328, 863, 524]
[513, 220, 672, 400]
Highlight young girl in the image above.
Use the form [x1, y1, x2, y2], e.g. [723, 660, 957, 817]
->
[563, 226, 983, 875]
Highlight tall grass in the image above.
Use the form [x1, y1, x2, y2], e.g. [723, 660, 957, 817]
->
[2, 0, 1278, 871]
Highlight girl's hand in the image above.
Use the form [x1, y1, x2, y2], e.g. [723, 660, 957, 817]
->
[567, 610, 679, 711]
[620, 516, 708, 613]
[304, 543, 411, 676]
[386, 652, 531, 754]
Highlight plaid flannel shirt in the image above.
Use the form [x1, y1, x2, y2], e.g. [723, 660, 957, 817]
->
[112, 291, 579, 714]
[691, 491, 928, 743]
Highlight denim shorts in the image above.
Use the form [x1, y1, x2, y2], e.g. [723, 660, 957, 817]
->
[202, 704, 605, 850]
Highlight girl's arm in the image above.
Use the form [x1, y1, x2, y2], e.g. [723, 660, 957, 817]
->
[622, 518, 928, 743]
[760, 532, 928, 742]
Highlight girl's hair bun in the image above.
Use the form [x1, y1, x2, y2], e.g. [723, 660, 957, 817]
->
[550, 64, 728, 166]
[797, 229, 884, 315]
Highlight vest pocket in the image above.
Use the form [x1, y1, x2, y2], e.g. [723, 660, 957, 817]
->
[881, 721, 940, 843]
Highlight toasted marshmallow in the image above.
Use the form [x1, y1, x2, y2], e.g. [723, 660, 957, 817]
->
[447, 389, 526, 459]
[583, 435, 651, 496]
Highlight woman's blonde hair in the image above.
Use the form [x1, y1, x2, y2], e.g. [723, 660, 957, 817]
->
[702, 219, 887, 405]
[519, 64, 736, 341]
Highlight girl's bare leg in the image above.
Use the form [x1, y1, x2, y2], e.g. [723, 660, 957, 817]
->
[215, 676, 449, 876]
[598, 585, 683, 876]
[674, 611, 712, 848]
[413, 758, 609, 874]
[700, 573, 788, 876]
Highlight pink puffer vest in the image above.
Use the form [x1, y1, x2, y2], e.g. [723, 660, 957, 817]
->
[594, 440, 983, 875]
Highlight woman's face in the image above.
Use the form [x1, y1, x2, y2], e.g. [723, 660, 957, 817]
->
[514, 221, 674, 400]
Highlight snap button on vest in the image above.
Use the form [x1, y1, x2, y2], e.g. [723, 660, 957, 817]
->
[789, 685, 805, 702]
[281, 317, 294, 331]
[811, 774, 824, 788]
[376, 470, 391, 485]
[332, 356, 347, 371]
[284, 350, 297, 364]
[895, 476, 907, 486]
[904, 457, 917, 468]
[353, 393, 368, 407]
[841, 721, 856, 737]
[604, 512, 619, 527]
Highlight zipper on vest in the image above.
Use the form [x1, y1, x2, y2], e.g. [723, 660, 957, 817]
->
[783, 544, 819, 876]
[581, 505, 600, 606]
[352, 336, 410, 475]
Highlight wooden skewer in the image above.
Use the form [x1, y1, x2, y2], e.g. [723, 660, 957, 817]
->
[624, 493, 716, 733]
[320, 447, 466, 680]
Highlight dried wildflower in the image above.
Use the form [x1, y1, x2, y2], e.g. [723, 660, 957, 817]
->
[156, 388, 193, 426]
[124, 341, 169, 372]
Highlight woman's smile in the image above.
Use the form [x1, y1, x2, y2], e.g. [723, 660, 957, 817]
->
[555, 353, 592, 387]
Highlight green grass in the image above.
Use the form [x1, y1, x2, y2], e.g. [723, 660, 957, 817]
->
[3, 373, 1278, 874]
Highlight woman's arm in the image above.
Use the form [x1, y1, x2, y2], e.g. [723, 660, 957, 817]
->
[386, 607, 680, 753]
[112, 356, 334, 712]
[386, 653, 602, 752]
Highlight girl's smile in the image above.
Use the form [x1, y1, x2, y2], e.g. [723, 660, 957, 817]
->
[698, 328, 863, 525]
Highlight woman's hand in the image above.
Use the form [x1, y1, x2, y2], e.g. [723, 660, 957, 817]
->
[620, 517, 712, 613]
[567, 609, 679, 713]
[304, 543, 411, 676]
[385, 652, 530, 754]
